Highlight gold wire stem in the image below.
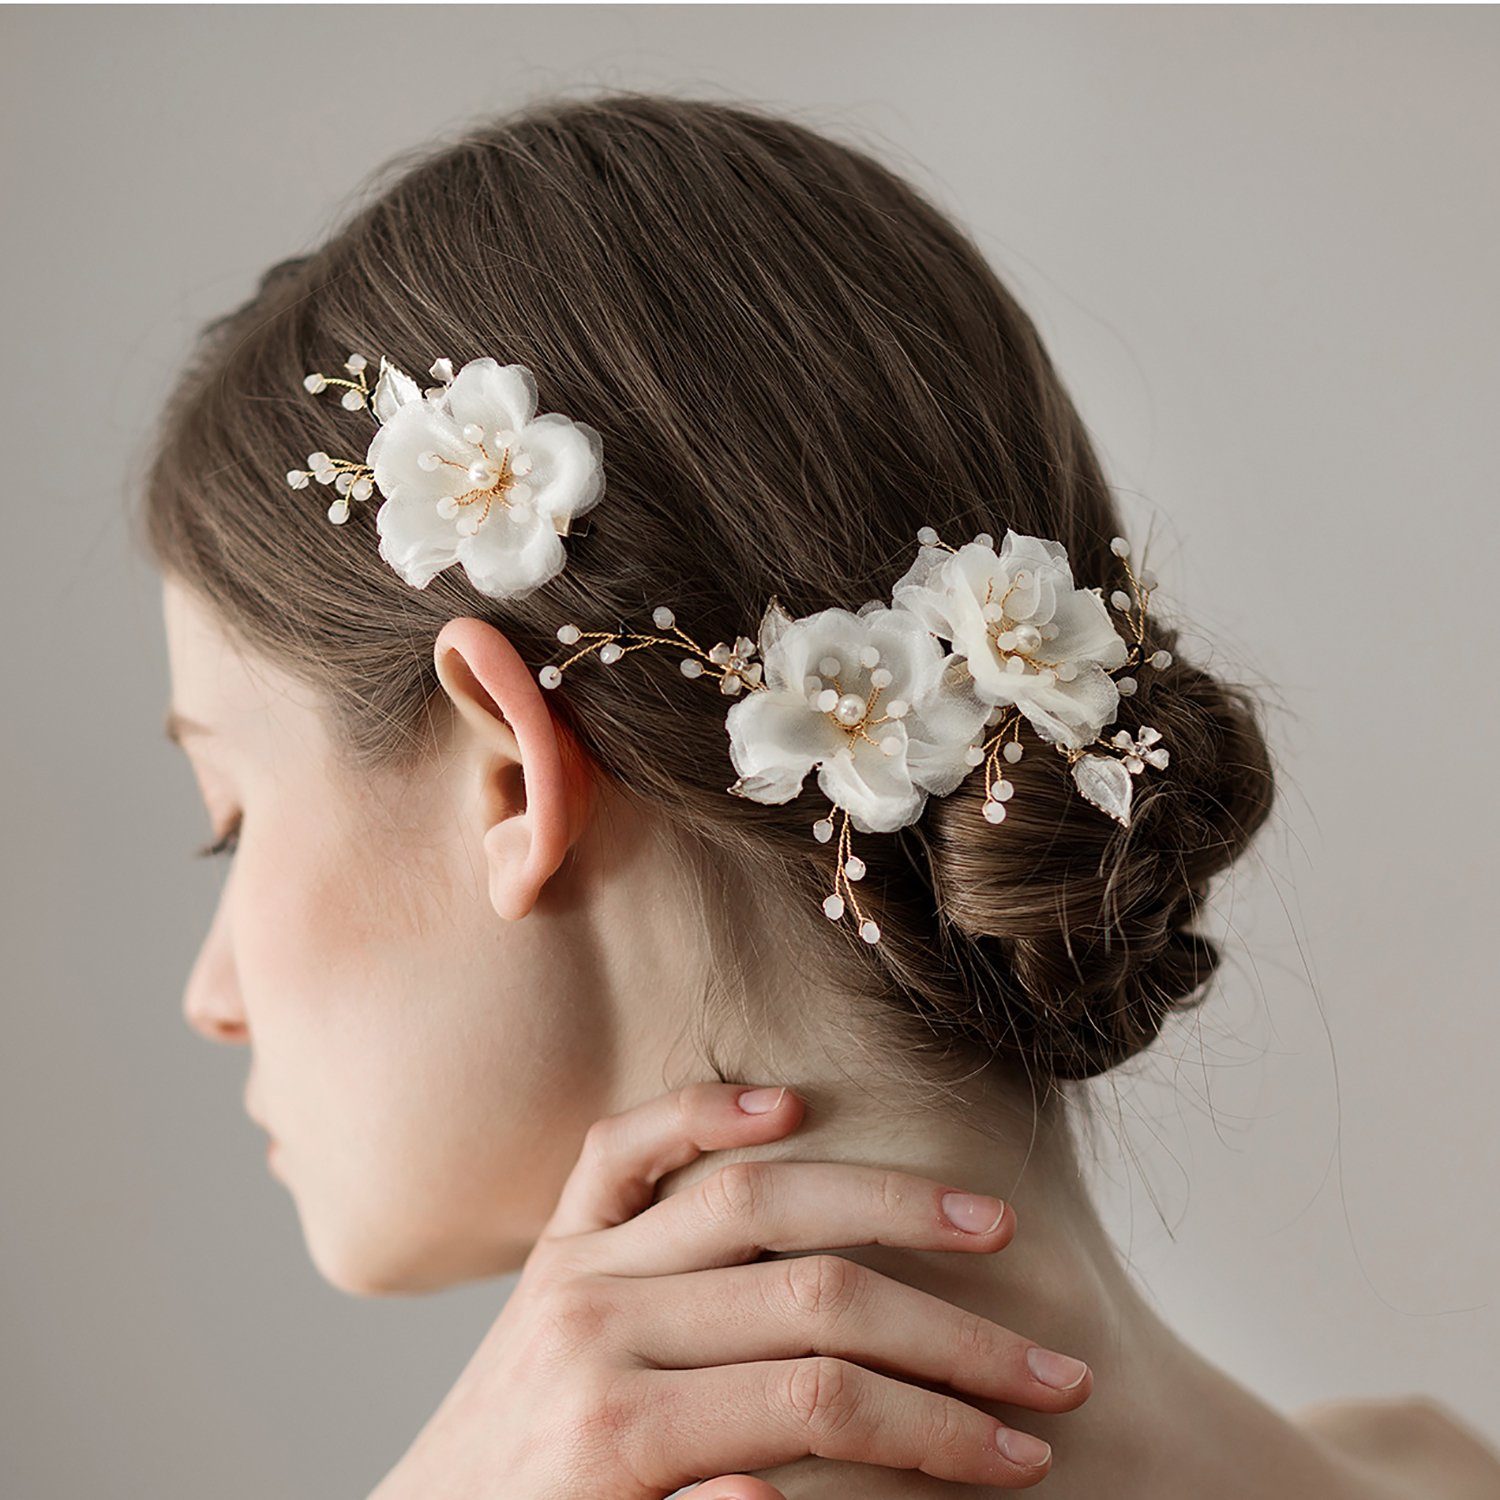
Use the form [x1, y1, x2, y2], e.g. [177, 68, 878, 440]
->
[834, 809, 871, 926]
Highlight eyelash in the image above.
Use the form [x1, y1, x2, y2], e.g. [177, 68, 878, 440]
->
[196, 815, 242, 860]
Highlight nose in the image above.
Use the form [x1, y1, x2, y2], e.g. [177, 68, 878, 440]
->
[182, 892, 249, 1045]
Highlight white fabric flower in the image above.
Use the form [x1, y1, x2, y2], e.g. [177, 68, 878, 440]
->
[363, 356, 605, 600]
[891, 530, 1129, 750]
[723, 599, 992, 834]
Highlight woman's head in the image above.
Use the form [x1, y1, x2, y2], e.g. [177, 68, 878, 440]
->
[145, 91, 1275, 1293]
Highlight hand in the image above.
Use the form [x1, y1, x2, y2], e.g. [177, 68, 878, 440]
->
[370, 1082, 1092, 1499]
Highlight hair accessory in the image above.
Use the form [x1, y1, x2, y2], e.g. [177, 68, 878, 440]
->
[286, 353, 605, 601]
[537, 527, 1171, 943]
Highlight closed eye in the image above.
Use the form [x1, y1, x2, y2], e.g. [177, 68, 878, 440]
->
[196, 814, 242, 860]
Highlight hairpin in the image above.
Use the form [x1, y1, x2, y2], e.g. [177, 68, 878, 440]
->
[286, 353, 605, 601]
[537, 527, 1171, 943]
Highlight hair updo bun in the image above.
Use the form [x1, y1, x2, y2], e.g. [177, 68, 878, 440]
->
[920, 636, 1277, 1082]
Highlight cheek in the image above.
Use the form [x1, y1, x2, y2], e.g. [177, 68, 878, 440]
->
[237, 806, 612, 1292]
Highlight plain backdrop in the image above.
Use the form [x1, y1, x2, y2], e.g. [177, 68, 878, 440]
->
[2, 5, 1497, 1496]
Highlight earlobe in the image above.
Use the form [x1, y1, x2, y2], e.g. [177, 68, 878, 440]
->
[433, 617, 592, 922]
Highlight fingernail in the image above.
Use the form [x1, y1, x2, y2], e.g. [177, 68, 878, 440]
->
[940, 1191, 1005, 1233]
[1027, 1346, 1089, 1390]
[737, 1086, 788, 1114]
[994, 1426, 1051, 1468]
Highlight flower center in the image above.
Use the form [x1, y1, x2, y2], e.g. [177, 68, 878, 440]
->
[808, 650, 909, 757]
[981, 573, 1067, 684]
[422, 425, 536, 534]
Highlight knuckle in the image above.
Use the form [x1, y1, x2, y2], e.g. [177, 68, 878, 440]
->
[784, 1254, 863, 1326]
[537, 1275, 616, 1351]
[577, 1116, 616, 1168]
[876, 1168, 909, 1220]
[784, 1355, 862, 1441]
[926, 1396, 970, 1458]
[952, 1309, 994, 1368]
[700, 1159, 767, 1227]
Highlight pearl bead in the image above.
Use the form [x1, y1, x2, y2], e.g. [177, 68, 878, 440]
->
[680, 658, 704, 678]
[598, 642, 623, 664]
[1013, 624, 1042, 654]
[917, 525, 939, 545]
[1002, 741, 1023, 763]
[538, 665, 563, 689]
[845, 856, 866, 881]
[461, 423, 485, 445]
[982, 800, 1007, 823]
[813, 817, 835, 843]
[653, 606, 675, 629]
[833, 693, 866, 726]
[468, 459, 500, 488]
[823, 894, 845, 920]
[557, 624, 581, 644]
[858, 919, 881, 944]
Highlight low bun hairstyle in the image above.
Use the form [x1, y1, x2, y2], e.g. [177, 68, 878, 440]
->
[141, 91, 1277, 1093]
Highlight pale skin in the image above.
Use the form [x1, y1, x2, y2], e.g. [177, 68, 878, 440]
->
[163, 577, 1499, 1498]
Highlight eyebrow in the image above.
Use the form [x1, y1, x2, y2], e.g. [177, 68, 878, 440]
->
[164, 710, 213, 746]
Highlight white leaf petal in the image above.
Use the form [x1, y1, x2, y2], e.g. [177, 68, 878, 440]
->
[1071, 753, 1134, 826]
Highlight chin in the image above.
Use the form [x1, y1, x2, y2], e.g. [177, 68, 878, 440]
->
[300, 1205, 527, 1297]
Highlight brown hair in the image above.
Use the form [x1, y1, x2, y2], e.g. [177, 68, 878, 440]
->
[139, 90, 1277, 1089]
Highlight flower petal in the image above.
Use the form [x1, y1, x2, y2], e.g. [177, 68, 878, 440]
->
[374, 488, 462, 590]
[445, 359, 539, 436]
[725, 688, 844, 803]
[454, 504, 567, 601]
[515, 413, 606, 523]
[1044, 587, 1129, 670]
[816, 737, 925, 834]
[367, 400, 470, 506]
[902, 660, 992, 794]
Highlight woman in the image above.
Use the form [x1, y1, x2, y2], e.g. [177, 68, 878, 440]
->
[145, 92, 1499, 1497]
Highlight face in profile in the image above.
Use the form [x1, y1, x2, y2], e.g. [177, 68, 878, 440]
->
[162, 578, 621, 1295]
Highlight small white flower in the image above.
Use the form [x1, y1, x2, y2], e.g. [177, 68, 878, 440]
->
[723, 600, 991, 834]
[891, 529, 1130, 750]
[361, 356, 605, 601]
[709, 635, 764, 696]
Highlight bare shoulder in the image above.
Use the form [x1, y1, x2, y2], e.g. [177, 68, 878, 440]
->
[1297, 1394, 1500, 1499]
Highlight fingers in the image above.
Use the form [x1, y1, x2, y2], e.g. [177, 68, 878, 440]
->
[545, 1083, 806, 1239]
[625, 1359, 1056, 1492]
[587, 1158, 1015, 1277]
[619, 1255, 1092, 1416]
[687, 1481, 785, 1500]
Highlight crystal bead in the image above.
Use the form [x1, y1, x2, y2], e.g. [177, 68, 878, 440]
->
[340, 389, 364, 410]
[917, 525, 939, 545]
[816, 688, 839, 713]
[859, 645, 880, 668]
[509, 482, 532, 504]
[429, 358, 454, 382]
[886, 698, 908, 718]
[879, 734, 901, 756]
[511, 452, 533, 476]
[1005, 657, 1027, 675]
[557, 624, 582, 644]
[1110, 590, 1132, 611]
[963, 745, 984, 766]
[870, 667, 893, 689]
[982, 800, 1007, 823]
[845, 856, 866, 881]
[1117, 676, 1137, 695]
[1002, 742, 1023, 763]
[344, 353, 367, 373]
[858, 919, 881, 944]
[538, 665, 563, 689]
[461, 423, 485, 445]
[994, 779, 1014, 801]
[974, 532, 993, 548]
[509, 503, 531, 524]
[456, 514, 481, 537]
[1110, 536, 1130, 557]
[1150, 649, 1173, 670]
[653, 606, 675, 630]
[303, 373, 327, 393]
[680, 658, 704, 678]
[598, 642, 623, 664]
[436, 497, 459, 519]
[326, 499, 350, 524]
[813, 817, 834, 843]
[351, 477, 374, 501]
[1139, 570, 1158, 590]
[823, 894, 845, 920]
[308, 451, 330, 469]
[418, 451, 441, 471]
[286, 469, 309, 489]
[334, 472, 354, 495]
[819, 655, 842, 677]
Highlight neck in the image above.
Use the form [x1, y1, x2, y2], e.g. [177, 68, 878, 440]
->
[650, 1054, 1368, 1498]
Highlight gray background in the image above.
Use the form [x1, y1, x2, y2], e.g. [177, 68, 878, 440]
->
[3, 5, 1497, 1496]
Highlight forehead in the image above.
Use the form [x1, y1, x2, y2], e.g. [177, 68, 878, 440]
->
[162, 578, 330, 759]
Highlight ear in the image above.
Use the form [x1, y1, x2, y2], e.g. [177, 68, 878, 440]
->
[432, 617, 593, 922]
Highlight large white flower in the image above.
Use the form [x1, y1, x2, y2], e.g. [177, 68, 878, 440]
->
[723, 599, 992, 834]
[891, 530, 1129, 750]
[364, 356, 604, 600]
